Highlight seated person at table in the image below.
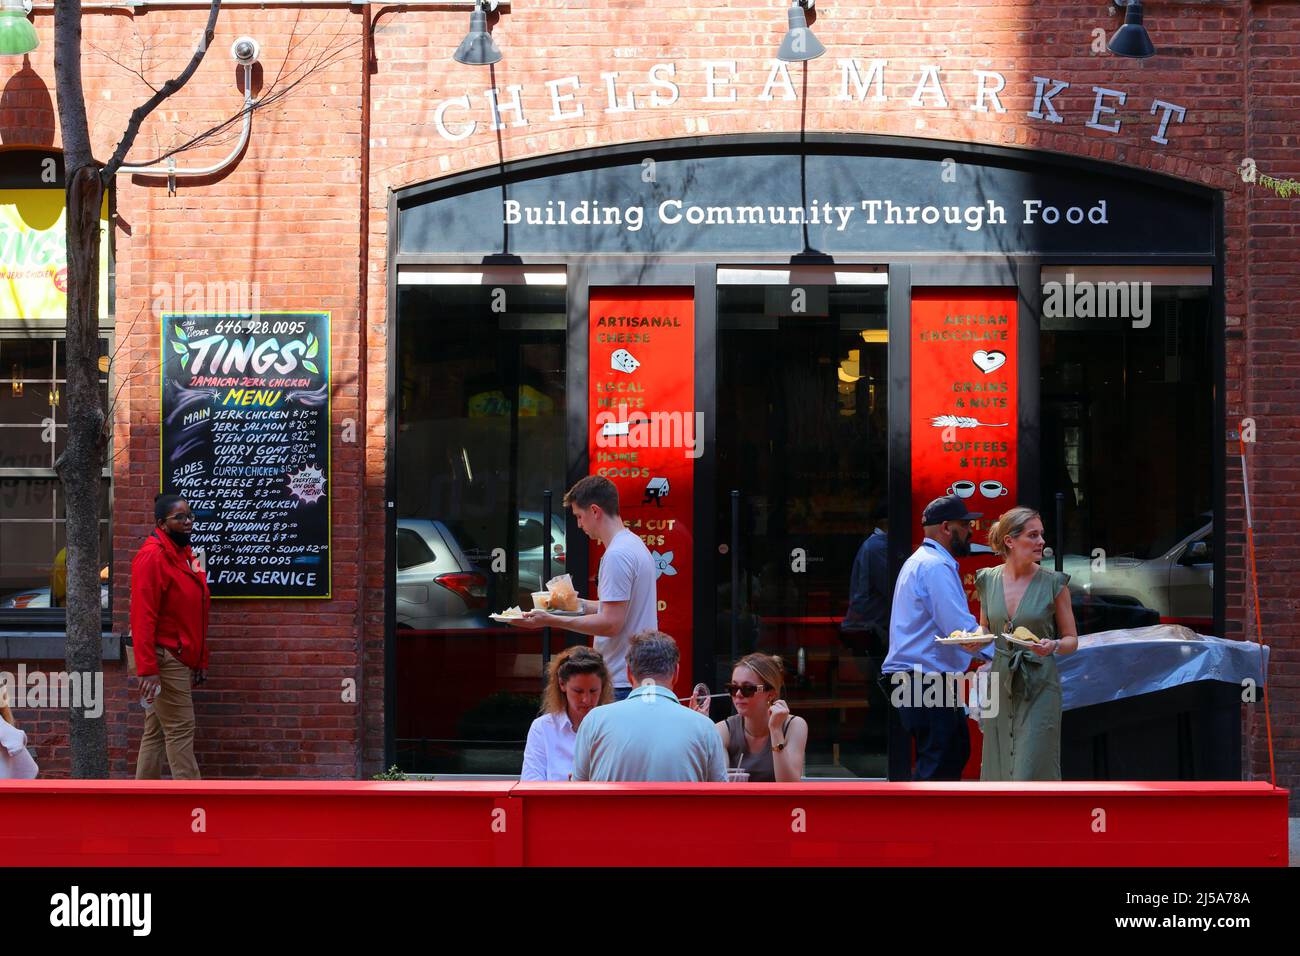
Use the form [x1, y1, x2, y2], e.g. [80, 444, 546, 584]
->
[521, 646, 613, 781]
[572, 631, 727, 783]
[713, 653, 807, 782]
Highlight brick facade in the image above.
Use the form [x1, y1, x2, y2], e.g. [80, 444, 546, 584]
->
[1, 2, 1294, 803]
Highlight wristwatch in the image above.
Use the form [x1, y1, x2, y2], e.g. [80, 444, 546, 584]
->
[773, 738, 787, 752]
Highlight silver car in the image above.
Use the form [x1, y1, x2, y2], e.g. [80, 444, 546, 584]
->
[395, 519, 490, 631]
[395, 514, 567, 629]
[1060, 513, 1214, 628]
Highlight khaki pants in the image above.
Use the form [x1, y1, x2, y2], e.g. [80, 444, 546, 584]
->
[134, 647, 201, 780]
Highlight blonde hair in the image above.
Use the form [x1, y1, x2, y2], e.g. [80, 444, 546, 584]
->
[733, 652, 785, 699]
[541, 646, 613, 715]
[987, 506, 1042, 557]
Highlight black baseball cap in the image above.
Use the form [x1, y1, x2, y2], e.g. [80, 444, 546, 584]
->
[921, 495, 982, 526]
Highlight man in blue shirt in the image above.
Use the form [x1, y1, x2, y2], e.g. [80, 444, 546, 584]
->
[842, 504, 891, 656]
[572, 631, 727, 782]
[883, 495, 992, 781]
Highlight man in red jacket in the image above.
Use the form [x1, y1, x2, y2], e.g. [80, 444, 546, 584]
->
[131, 494, 211, 779]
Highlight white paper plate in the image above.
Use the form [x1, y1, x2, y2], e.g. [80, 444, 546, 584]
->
[934, 634, 994, 645]
[1004, 633, 1044, 648]
[490, 613, 525, 623]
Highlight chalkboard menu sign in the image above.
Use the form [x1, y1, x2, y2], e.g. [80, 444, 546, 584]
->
[160, 312, 331, 598]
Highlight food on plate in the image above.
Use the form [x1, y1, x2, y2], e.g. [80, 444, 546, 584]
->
[936, 628, 991, 644]
[494, 606, 525, 619]
[545, 573, 581, 612]
[1012, 626, 1041, 643]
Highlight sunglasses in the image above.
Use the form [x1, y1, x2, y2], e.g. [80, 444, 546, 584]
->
[725, 682, 770, 698]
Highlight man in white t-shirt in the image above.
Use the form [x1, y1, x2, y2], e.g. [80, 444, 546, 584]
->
[519, 475, 657, 700]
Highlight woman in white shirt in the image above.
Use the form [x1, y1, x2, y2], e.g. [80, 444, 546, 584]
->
[0, 685, 38, 779]
[521, 646, 613, 781]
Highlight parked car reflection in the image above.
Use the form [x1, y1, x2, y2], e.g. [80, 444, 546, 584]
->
[1060, 513, 1213, 630]
[0, 584, 110, 610]
[396, 512, 566, 630]
[395, 519, 490, 630]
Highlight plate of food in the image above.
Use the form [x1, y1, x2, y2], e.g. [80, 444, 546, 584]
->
[934, 628, 995, 645]
[490, 606, 526, 623]
[531, 574, 583, 614]
[1003, 626, 1044, 647]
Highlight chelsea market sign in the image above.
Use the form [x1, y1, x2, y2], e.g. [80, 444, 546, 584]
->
[429, 59, 1188, 147]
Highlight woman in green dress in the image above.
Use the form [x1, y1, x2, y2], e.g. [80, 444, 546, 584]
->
[974, 507, 1079, 781]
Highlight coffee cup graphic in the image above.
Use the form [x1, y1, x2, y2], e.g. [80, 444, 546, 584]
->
[947, 480, 976, 498]
[980, 480, 1009, 498]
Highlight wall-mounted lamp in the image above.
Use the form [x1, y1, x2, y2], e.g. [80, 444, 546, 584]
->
[454, 0, 503, 66]
[777, 0, 825, 63]
[1108, 0, 1155, 59]
[0, 0, 37, 57]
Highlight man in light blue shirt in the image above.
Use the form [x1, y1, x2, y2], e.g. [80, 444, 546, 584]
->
[884, 495, 993, 781]
[573, 631, 727, 782]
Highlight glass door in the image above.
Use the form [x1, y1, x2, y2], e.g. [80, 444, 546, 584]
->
[714, 271, 889, 777]
[392, 274, 568, 774]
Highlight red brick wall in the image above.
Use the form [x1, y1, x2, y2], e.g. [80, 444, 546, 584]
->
[0, 3, 1291, 805]
[5, 8, 366, 778]
[1242, 0, 1300, 798]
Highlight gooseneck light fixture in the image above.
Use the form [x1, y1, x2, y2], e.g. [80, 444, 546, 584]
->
[1107, 0, 1156, 59]
[454, 0, 503, 66]
[0, 0, 37, 57]
[777, 0, 825, 63]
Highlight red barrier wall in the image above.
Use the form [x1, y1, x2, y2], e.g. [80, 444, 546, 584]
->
[0, 781, 1287, 867]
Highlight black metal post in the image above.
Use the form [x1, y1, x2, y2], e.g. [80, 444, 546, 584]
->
[1055, 491, 1065, 573]
[730, 490, 740, 663]
[542, 489, 553, 684]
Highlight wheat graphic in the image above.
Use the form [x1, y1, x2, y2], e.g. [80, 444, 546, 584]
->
[930, 415, 1009, 428]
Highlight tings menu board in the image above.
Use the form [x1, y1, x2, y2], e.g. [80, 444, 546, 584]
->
[910, 289, 1018, 612]
[160, 312, 331, 599]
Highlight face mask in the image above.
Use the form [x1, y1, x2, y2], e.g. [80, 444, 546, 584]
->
[166, 529, 192, 549]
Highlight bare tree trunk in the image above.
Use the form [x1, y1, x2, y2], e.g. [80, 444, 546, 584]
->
[55, 1, 108, 779]
[57, 167, 108, 778]
[54, 1, 220, 777]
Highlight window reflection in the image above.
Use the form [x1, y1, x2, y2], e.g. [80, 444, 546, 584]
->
[394, 283, 567, 774]
[716, 283, 890, 777]
[1041, 286, 1214, 633]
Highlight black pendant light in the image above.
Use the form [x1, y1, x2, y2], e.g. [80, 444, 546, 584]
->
[1108, 0, 1156, 59]
[777, 0, 826, 63]
[454, 0, 503, 66]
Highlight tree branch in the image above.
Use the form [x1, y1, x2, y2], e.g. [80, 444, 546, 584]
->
[122, 29, 362, 170]
[100, 0, 223, 181]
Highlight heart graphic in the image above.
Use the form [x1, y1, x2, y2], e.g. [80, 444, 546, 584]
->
[973, 350, 1007, 374]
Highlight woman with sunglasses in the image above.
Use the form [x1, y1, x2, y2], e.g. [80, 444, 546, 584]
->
[521, 645, 614, 781]
[713, 653, 808, 782]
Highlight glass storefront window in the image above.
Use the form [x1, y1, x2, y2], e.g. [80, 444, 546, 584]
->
[0, 338, 112, 615]
[1039, 278, 1215, 633]
[393, 280, 567, 774]
[715, 277, 889, 777]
